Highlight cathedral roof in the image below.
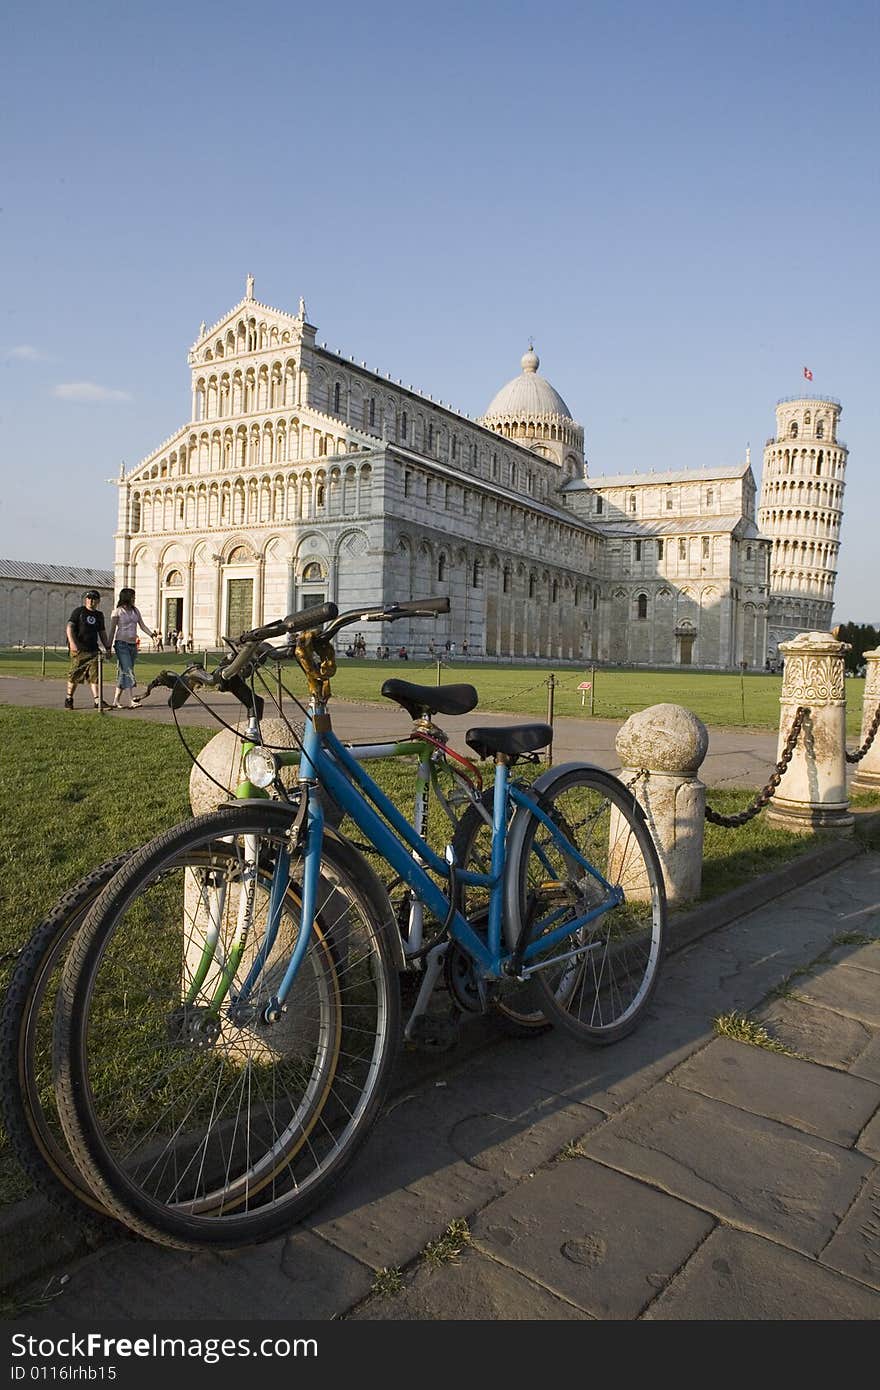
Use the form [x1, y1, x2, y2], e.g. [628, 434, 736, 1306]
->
[565, 461, 751, 490]
[482, 348, 574, 421]
[592, 516, 762, 538]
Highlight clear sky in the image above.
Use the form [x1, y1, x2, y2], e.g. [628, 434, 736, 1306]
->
[2, 0, 877, 620]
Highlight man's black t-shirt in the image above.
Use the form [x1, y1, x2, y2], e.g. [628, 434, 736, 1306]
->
[68, 606, 107, 652]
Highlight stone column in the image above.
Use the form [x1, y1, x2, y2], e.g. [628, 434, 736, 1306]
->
[849, 647, 880, 794]
[766, 630, 853, 833]
[612, 703, 708, 904]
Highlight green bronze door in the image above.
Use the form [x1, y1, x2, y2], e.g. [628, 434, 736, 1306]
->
[226, 578, 254, 636]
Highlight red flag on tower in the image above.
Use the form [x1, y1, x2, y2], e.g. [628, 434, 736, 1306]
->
[803, 367, 813, 381]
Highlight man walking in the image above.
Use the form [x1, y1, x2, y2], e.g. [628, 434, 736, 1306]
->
[65, 590, 112, 709]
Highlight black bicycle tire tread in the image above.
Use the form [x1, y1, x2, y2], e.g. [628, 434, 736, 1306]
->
[512, 765, 667, 1045]
[53, 806, 400, 1249]
[0, 856, 130, 1228]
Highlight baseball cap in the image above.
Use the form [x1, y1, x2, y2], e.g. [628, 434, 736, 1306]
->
[84, 590, 101, 600]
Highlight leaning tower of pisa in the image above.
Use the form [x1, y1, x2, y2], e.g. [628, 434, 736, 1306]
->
[758, 395, 847, 660]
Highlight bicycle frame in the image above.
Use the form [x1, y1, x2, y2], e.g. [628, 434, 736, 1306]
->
[257, 697, 623, 1020]
[240, 730, 486, 956]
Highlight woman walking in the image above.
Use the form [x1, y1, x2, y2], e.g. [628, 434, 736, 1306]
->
[107, 588, 157, 709]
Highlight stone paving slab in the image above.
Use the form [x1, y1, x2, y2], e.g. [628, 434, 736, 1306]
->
[470, 1157, 714, 1320]
[36, 1229, 374, 1321]
[823, 941, 880, 973]
[350, 1246, 590, 1320]
[668, 1036, 880, 1146]
[790, 962, 880, 1028]
[858, 1111, 880, 1162]
[311, 1069, 604, 1272]
[754, 996, 875, 1071]
[643, 1225, 880, 1319]
[451, 1003, 715, 1118]
[851, 1034, 880, 1085]
[581, 1083, 873, 1256]
[820, 1169, 880, 1291]
[655, 939, 817, 1019]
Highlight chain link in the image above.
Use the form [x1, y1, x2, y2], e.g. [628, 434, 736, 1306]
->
[845, 702, 880, 764]
[704, 705, 810, 828]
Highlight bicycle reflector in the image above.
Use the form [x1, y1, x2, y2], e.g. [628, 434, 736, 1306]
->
[243, 746, 279, 788]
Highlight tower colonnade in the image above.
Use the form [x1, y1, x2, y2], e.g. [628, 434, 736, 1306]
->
[758, 395, 847, 656]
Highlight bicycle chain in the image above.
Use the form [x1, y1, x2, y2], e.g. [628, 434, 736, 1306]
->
[704, 705, 810, 828]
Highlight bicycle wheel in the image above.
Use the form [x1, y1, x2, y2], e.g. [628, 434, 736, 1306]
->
[504, 764, 666, 1045]
[451, 793, 551, 1035]
[0, 858, 127, 1228]
[54, 804, 400, 1248]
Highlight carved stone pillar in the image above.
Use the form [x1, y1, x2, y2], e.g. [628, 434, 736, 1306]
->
[766, 630, 853, 833]
[849, 648, 880, 794]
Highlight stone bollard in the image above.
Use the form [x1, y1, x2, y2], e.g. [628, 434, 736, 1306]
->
[189, 717, 302, 813]
[766, 631, 853, 833]
[184, 718, 304, 1058]
[612, 703, 708, 904]
[850, 647, 880, 794]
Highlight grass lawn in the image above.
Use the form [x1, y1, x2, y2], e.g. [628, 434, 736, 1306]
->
[0, 703, 876, 1210]
[2, 647, 874, 735]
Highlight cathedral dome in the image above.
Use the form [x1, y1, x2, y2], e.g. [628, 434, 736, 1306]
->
[482, 347, 573, 421]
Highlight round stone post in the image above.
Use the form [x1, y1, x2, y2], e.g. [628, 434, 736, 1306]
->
[766, 631, 853, 833]
[184, 718, 304, 995]
[850, 647, 880, 794]
[612, 703, 708, 905]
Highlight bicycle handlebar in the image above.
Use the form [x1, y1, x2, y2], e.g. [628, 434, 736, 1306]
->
[147, 596, 449, 708]
[238, 600, 339, 645]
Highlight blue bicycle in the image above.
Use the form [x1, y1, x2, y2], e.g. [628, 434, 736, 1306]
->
[53, 598, 666, 1248]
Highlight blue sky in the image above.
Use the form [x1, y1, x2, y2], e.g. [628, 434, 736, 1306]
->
[2, 0, 878, 620]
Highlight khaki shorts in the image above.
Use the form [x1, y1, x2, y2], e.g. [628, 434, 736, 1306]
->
[68, 650, 100, 686]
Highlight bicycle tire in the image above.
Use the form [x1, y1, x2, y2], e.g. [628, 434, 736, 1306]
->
[0, 857, 131, 1229]
[450, 793, 551, 1036]
[54, 804, 400, 1248]
[504, 764, 667, 1045]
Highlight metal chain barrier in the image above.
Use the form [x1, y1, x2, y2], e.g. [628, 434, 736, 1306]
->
[484, 678, 549, 711]
[845, 702, 880, 764]
[704, 705, 810, 828]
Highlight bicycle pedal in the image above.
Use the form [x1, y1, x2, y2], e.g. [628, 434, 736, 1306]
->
[406, 1012, 460, 1053]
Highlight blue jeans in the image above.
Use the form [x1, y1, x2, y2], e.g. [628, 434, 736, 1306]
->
[114, 641, 137, 690]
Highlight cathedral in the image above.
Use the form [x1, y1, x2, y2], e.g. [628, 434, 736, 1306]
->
[112, 278, 846, 668]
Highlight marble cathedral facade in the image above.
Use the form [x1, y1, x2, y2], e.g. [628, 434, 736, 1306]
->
[111, 278, 837, 669]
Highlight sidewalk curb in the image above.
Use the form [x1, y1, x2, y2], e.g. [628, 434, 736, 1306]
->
[668, 835, 864, 954]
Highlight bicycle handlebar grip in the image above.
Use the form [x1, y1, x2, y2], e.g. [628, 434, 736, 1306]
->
[282, 601, 339, 633]
[385, 597, 450, 617]
[237, 617, 288, 643]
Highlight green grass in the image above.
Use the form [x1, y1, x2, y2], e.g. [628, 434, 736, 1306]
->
[3, 646, 874, 735]
[713, 1011, 798, 1055]
[370, 1267, 404, 1298]
[422, 1217, 471, 1267]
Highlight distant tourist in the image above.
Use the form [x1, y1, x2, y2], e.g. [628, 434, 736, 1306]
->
[107, 588, 157, 709]
[65, 590, 112, 710]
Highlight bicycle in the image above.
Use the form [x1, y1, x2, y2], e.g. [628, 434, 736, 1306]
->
[0, 625, 534, 1232]
[51, 597, 667, 1248]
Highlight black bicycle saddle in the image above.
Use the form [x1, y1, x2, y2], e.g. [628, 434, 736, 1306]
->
[380, 679, 478, 721]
